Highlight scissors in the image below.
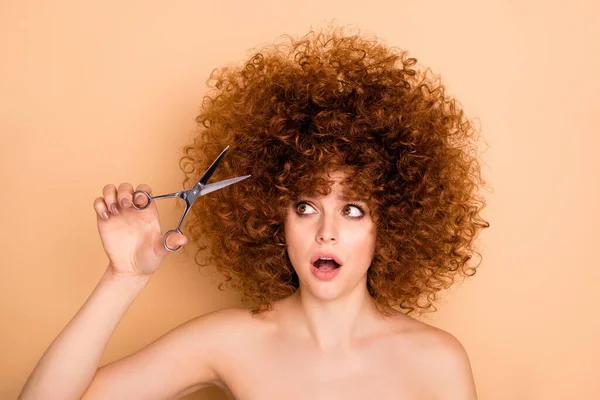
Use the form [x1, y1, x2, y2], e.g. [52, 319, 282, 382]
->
[131, 145, 250, 253]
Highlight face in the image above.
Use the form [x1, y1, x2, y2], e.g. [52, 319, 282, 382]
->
[283, 171, 377, 300]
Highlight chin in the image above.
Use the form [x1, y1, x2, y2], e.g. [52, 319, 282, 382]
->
[303, 285, 344, 301]
[298, 274, 347, 300]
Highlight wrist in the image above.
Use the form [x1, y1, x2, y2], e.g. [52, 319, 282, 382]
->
[103, 265, 152, 287]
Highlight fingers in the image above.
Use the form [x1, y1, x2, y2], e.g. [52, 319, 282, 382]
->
[93, 183, 153, 220]
[102, 184, 121, 215]
[93, 197, 111, 221]
[116, 183, 134, 209]
[133, 184, 153, 208]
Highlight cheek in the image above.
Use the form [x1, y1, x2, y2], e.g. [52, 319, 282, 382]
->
[348, 224, 377, 262]
[283, 209, 308, 242]
[283, 213, 295, 244]
[283, 215, 304, 264]
[348, 222, 376, 242]
[284, 225, 308, 252]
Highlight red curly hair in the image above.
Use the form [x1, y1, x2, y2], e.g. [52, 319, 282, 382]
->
[179, 25, 490, 317]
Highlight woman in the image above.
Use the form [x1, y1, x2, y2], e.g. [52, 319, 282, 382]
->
[19, 25, 489, 399]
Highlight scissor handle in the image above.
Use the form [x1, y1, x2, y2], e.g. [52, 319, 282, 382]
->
[163, 228, 183, 252]
[131, 189, 182, 210]
[131, 190, 152, 210]
[130, 190, 186, 252]
[128, 144, 248, 254]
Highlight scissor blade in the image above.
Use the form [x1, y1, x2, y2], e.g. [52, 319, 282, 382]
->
[199, 175, 251, 196]
[198, 145, 230, 187]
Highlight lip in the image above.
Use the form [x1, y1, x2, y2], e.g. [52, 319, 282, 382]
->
[311, 263, 342, 280]
[310, 252, 343, 267]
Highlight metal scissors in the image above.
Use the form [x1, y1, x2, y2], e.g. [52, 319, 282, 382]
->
[131, 145, 250, 252]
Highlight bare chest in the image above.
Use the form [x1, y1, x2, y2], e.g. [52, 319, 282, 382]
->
[216, 336, 433, 400]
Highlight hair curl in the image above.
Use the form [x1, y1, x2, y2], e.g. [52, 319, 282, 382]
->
[179, 25, 490, 317]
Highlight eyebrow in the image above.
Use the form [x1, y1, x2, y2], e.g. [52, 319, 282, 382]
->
[301, 194, 368, 203]
[338, 196, 368, 202]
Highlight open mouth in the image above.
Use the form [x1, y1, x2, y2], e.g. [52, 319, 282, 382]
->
[312, 259, 341, 271]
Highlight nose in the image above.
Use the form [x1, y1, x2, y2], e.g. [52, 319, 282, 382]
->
[316, 214, 338, 244]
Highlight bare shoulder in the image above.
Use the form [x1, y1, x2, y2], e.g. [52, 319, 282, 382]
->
[389, 315, 478, 399]
[186, 306, 268, 350]
[189, 305, 274, 351]
[192, 306, 258, 330]
[81, 307, 258, 399]
[165, 307, 266, 393]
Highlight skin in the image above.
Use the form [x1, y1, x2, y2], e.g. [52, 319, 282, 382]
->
[22, 174, 477, 400]
[204, 171, 478, 399]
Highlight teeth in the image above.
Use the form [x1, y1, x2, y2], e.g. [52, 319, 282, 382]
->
[313, 257, 340, 267]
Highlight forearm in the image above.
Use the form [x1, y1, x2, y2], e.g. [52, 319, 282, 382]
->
[18, 265, 151, 400]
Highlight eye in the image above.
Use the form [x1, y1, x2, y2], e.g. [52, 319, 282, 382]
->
[342, 203, 365, 218]
[295, 202, 317, 215]
[294, 201, 366, 219]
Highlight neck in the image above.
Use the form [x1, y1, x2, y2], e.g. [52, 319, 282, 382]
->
[288, 280, 382, 352]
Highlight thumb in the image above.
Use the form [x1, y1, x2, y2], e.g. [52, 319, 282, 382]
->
[162, 232, 188, 253]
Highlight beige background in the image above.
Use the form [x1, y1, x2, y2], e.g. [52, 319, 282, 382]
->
[1, 1, 598, 399]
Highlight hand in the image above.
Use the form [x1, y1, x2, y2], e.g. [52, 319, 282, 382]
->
[93, 183, 188, 278]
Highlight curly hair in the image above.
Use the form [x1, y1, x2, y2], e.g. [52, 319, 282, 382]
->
[179, 25, 490, 317]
